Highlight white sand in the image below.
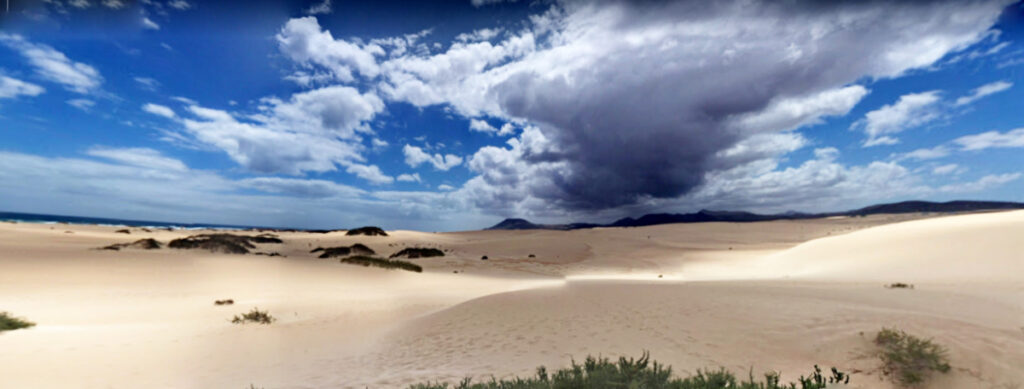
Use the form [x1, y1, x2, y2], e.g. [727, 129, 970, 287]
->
[0, 211, 1021, 388]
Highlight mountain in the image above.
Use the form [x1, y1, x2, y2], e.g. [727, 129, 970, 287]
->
[485, 200, 1024, 230]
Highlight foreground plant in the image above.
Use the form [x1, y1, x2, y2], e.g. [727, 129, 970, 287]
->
[0, 311, 36, 332]
[409, 352, 849, 389]
[875, 328, 950, 387]
[231, 308, 275, 325]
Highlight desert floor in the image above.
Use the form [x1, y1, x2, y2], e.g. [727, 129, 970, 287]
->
[0, 211, 1021, 388]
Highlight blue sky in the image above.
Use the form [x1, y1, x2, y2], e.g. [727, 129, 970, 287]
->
[1, 0, 1023, 231]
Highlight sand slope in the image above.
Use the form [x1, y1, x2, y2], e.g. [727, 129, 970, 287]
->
[0, 211, 1021, 388]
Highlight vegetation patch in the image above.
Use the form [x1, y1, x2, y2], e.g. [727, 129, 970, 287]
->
[884, 283, 914, 289]
[875, 328, 950, 387]
[169, 233, 281, 254]
[390, 247, 445, 259]
[346, 226, 388, 236]
[0, 312, 36, 332]
[410, 353, 848, 389]
[99, 238, 163, 251]
[341, 255, 422, 272]
[115, 229, 131, 234]
[312, 243, 376, 258]
[231, 308, 275, 324]
[214, 299, 234, 306]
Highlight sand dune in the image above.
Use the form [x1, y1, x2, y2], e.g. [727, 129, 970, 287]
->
[0, 211, 1021, 388]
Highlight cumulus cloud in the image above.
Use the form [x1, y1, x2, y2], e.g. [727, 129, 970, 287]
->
[0, 33, 103, 94]
[894, 145, 952, 161]
[403, 144, 463, 171]
[274, 0, 1007, 214]
[954, 80, 1012, 106]
[86, 146, 188, 172]
[0, 76, 45, 99]
[143, 103, 175, 118]
[932, 163, 962, 175]
[172, 85, 384, 180]
[954, 128, 1024, 150]
[397, 173, 421, 182]
[855, 91, 943, 146]
[305, 0, 332, 15]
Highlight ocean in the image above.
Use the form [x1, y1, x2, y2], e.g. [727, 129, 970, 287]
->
[0, 211, 265, 230]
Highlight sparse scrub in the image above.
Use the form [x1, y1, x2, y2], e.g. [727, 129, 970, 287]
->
[231, 308, 275, 324]
[875, 328, 950, 387]
[0, 312, 36, 332]
[341, 255, 422, 272]
[409, 352, 848, 389]
[390, 247, 444, 259]
[884, 283, 914, 289]
[346, 226, 388, 236]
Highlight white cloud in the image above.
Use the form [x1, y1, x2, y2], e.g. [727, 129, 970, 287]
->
[102, 0, 125, 10]
[68, 0, 91, 9]
[67, 98, 96, 111]
[895, 145, 951, 161]
[469, 119, 498, 133]
[471, 0, 518, 7]
[855, 91, 943, 147]
[305, 0, 332, 15]
[143, 103, 176, 118]
[939, 173, 1021, 193]
[86, 146, 188, 172]
[0, 76, 44, 99]
[142, 17, 160, 30]
[403, 144, 463, 171]
[954, 80, 1012, 106]
[397, 173, 421, 182]
[275, 17, 382, 83]
[167, 0, 192, 11]
[498, 123, 516, 136]
[438, 184, 455, 191]
[170, 96, 197, 105]
[134, 76, 160, 90]
[932, 163, 962, 175]
[344, 163, 393, 185]
[238, 177, 363, 198]
[954, 128, 1024, 151]
[0, 34, 103, 94]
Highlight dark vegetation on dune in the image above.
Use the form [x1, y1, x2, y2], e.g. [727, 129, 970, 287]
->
[0, 312, 36, 332]
[214, 299, 234, 305]
[875, 328, 950, 386]
[312, 243, 375, 258]
[231, 308, 275, 324]
[346, 226, 388, 236]
[390, 247, 445, 259]
[168, 233, 281, 254]
[100, 238, 163, 251]
[115, 229, 130, 234]
[340, 255, 422, 272]
[885, 282, 914, 289]
[409, 353, 849, 389]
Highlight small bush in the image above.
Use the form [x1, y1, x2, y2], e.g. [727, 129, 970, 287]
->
[231, 308, 275, 324]
[341, 255, 422, 272]
[409, 352, 848, 389]
[214, 299, 234, 306]
[875, 328, 950, 387]
[885, 283, 914, 289]
[346, 226, 388, 236]
[390, 247, 444, 259]
[0, 312, 36, 332]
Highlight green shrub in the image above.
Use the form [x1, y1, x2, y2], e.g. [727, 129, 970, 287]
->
[875, 328, 950, 387]
[0, 311, 35, 332]
[341, 255, 423, 273]
[231, 308, 275, 325]
[409, 352, 848, 389]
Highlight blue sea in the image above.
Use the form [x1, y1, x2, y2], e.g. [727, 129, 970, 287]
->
[0, 211, 265, 230]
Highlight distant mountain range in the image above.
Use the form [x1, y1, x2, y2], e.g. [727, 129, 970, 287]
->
[486, 200, 1024, 230]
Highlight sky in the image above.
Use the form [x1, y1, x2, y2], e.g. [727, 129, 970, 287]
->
[0, 0, 1023, 231]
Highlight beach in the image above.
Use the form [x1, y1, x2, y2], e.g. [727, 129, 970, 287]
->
[1, 211, 1022, 388]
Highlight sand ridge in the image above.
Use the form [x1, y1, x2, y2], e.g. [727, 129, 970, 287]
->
[0, 211, 1021, 388]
